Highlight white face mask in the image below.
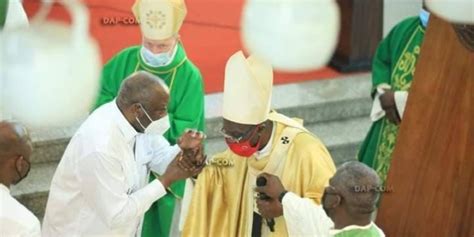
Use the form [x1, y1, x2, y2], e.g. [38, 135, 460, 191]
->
[145, 115, 170, 135]
[141, 45, 175, 67]
[136, 104, 170, 135]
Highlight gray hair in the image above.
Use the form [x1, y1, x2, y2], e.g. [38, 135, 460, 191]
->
[116, 71, 169, 110]
[331, 161, 382, 215]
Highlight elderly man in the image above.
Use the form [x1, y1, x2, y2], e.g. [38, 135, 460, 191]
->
[93, 1, 205, 235]
[182, 51, 336, 237]
[256, 161, 385, 237]
[0, 121, 40, 237]
[42, 71, 205, 237]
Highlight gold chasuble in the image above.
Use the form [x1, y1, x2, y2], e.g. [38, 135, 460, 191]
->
[183, 112, 336, 236]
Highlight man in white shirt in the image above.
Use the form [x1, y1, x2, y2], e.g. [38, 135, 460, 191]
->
[0, 121, 41, 237]
[256, 161, 385, 237]
[42, 71, 205, 237]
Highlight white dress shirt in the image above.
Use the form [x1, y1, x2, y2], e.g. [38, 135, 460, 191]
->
[0, 184, 41, 237]
[42, 101, 181, 237]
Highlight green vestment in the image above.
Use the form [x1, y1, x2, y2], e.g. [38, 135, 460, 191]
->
[93, 43, 205, 237]
[358, 17, 426, 184]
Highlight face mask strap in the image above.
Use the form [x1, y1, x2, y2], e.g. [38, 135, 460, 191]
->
[135, 117, 146, 131]
[139, 104, 154, 123]
[245, 124, 264, 144]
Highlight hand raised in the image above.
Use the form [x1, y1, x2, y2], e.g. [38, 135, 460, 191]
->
[177, 129, 206, 150]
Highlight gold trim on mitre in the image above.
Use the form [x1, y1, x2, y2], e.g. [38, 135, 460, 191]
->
[223, 51, 273, 125]
[132, 0, 187, 40]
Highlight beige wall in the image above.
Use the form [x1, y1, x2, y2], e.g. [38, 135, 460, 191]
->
[384, 0, 422, 36]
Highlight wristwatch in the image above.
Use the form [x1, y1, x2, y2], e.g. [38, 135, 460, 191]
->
[278, 190, 288, 203]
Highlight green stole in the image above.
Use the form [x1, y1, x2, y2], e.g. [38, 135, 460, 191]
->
[358, 17, 425, 185]
[93, 43, 205, 237]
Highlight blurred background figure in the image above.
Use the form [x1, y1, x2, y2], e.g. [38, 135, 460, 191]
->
[1, 0, 101, 127]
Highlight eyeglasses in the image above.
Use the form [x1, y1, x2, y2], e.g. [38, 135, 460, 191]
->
[219, 126, 258, 143]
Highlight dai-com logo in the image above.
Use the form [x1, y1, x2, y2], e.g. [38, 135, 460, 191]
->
[101, 16, 139, 25]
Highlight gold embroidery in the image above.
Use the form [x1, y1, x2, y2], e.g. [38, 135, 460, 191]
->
[392, 45, 420, 91]
[145, 10, 165, 29]
[169, 68, 177, 92]
[374, 120, 399, 184]
[374, 26, 424, 183]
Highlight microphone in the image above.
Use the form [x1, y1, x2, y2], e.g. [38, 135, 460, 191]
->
[256, 176, 275, 232]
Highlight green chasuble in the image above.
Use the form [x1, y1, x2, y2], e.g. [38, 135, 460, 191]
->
[93, 43, 205, 237]
[358, 17, 425, 184]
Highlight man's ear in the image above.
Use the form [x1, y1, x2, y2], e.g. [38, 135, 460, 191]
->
[324, 186, 342, 208]
[14, 156, 25, 171]
[133, 103, 143, 116]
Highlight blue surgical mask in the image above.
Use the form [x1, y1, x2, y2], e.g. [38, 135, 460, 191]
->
[141, 46, 173, 67]
[419, 9, 430, 28]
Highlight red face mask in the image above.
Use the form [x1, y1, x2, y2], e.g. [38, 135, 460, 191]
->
[225, 127, 261, 157]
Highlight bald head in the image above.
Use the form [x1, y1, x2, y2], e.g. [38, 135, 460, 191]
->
[117, 71, 169, 110]
[331, 161, 381, 215]
[0, 121, 32, 161]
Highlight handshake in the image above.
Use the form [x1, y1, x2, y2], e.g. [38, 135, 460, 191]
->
[159, 129, 207, 188]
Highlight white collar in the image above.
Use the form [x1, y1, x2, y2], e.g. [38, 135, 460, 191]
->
[112, 100, 138, 144]
[0, 183, 10, 194]
[255, 122, 275, 160]
[329, 222, 376, 235]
